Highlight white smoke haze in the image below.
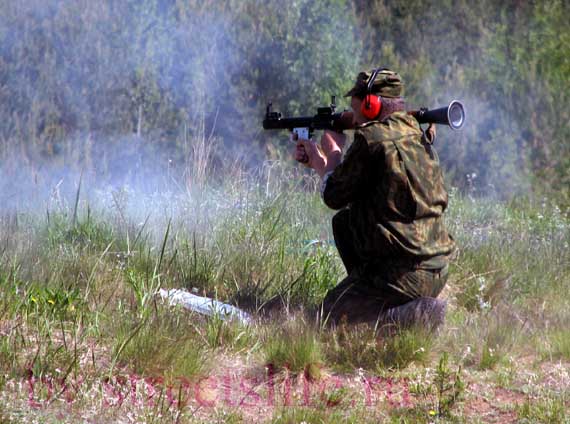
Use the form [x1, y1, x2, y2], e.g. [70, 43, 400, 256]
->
[434, 95, 530, 197]
[0, 0, 238, 215]
[0, 0, 362, 223]
[0, 0, 543, 227]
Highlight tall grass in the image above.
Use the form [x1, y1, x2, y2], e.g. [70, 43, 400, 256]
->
[323, 324, 433, 372]
[1, 160, 569, 421]
[263, 318, 323, 376]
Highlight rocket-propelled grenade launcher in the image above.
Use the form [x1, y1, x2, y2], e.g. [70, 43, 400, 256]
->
[263, 96, 353, 140]
[263, 97, 465, 139]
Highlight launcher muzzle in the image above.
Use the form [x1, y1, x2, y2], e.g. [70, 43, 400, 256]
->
[410, 100, 465, 130]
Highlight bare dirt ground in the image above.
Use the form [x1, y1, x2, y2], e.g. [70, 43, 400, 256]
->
[2, 347, 568, 423]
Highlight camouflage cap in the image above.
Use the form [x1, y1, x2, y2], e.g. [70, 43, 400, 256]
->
[344, 68, 403, 98]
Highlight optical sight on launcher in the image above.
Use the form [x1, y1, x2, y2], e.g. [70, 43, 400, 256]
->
[263, 97, 465, 139]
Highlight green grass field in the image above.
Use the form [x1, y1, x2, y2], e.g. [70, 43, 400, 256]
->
[1, 163, 569, 423]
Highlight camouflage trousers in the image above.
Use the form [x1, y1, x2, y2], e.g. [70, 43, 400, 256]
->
[322, 209, 448, 326]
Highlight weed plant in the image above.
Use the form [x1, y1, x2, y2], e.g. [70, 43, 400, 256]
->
[112, 307, 208, 379]
[263, 318, 323, 376]
[324, 324, 432, 372]
[543, 330, 570, 361]
[271, 407, 379, 424]
[517, 393, 568, 423]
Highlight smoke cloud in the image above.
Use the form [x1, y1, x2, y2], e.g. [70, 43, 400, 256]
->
[1, 0, 362, 218]
[2, 0, 549, 221]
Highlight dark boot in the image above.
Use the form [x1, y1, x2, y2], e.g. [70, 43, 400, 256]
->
[383, 297, 447, 332]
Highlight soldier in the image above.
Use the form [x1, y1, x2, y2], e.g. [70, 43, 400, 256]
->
[294, 68, 455, 330]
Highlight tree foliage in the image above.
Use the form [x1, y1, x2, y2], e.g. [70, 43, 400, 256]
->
[0, 0, 568, 198]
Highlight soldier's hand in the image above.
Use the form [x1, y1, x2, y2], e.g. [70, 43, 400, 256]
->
[293, 137, 326, 175]
[425, 123, 437, 144]
[292, 132, 309, 165]
[294, 142, 310, 165]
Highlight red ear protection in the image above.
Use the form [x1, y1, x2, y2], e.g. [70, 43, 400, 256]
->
[361, 94, 382, 120]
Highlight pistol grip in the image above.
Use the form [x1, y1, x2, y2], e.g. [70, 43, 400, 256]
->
[293, 127, 310, 140]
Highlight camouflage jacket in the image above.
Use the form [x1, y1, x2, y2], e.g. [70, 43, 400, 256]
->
[322, 111, 455, 269]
